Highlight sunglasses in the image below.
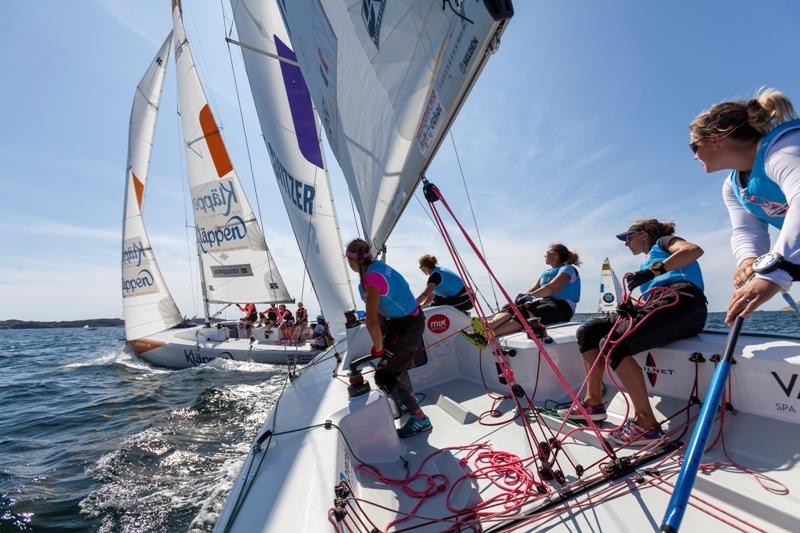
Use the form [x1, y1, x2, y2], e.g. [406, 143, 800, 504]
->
[689, 141, 700, 154]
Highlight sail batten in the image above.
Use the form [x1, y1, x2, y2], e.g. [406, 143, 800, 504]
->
[121, 32, 183, 341]
[173, 2, 292, 306]
[232, 0, 356, 330]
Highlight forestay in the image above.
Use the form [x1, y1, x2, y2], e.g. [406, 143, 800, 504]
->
[121, 33, 183, 340]
[277, 0, 512, 252]
[173, 2, 292, 305]
[231, 0, 356, 330]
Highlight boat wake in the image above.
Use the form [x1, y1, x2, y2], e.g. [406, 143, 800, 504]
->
[79, 374, 288, 532]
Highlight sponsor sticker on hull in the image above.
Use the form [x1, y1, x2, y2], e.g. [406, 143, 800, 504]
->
[427, 314, 450, 334]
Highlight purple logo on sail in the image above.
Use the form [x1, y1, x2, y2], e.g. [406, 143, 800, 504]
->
[274, 36, 323, 169]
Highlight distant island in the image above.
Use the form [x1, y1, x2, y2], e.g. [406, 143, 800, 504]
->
[0, 318, 124, 330]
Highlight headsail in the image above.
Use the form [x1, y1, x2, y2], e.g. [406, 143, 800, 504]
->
[231, 0, 356, 329]
[172, 2, 292, 305]
[276, 1, 513, 252]
[599, 257, 623, 313]
[122, 33, 183, 340]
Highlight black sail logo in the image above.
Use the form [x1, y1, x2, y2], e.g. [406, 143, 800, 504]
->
[361, 0, 386, 48]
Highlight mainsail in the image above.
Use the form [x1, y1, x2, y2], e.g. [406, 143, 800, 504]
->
[172, 2, 292, 305]
[599, 257, 623, 313]
[276, 1, 512, 252]
[231, 0, 356, 328]
[121, 33, 183, 340]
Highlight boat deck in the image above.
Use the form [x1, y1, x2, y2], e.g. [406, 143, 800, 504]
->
[352, 377, 800, 532]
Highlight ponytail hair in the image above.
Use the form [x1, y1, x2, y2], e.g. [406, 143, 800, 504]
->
[549, 243, 581, 266]
[418, 254, 438, 269]
[690, 87, 797, 143]
[630, 218, 675, 248]
[345, 238, 373, 286]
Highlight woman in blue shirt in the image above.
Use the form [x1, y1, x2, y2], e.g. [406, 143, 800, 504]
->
[416, 254, 473, 313]
[346, 238, 430, 438]
[463, 243, 581, 346]
[560, 219, 707, 447]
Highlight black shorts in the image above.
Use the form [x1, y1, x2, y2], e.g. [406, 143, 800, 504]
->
[432, 288, 473, 312]
[507, 297, 574, 326]
[245, 313, 257, 323]
[577, 282, 707, 370]
[383, 309, 426, 369]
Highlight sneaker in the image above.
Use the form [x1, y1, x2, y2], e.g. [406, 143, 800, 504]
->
[461, 330, 488, 349]
[608, 419, 665, 447]
[556, 401, 608, 422]
[471, 317, 486, 336]
[397, 416, 432, 438]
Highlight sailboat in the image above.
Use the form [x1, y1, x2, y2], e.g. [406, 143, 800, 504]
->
[598, 257, 623, 313]
[215, 1, 800, 532]
[120, 3, 350, 369]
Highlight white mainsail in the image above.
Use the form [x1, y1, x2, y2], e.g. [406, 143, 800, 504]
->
[599, 257, 623, 313]
[173, 2, 292, 305]
[121, 33, 183, 340]
[231, 0, 356, 329]
[276, 1, 512, 252]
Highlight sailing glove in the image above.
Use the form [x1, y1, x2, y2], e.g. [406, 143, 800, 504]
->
[626, 269, 656, 291]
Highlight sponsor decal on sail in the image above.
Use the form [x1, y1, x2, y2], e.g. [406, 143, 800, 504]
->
[122, 238, 159, 297]
[361, 0, 386, 48]
[416, 89, 445, 156]
[210, 264, 254, 278]
[267, 143, 316, 216]
[191, 179, 250, 253]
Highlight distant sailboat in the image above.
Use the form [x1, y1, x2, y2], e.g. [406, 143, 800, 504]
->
[598, 257, 623, 313]
[83, 325, 96, 331]
[120, 4, 335, 369]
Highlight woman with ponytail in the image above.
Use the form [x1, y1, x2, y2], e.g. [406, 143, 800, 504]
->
[462, 243, 581, 347]
[345, 238, 431, 438]
[559, 219, 707, 446]
[690, 88, 800, 323]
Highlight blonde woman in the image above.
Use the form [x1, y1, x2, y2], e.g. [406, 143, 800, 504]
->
[690, 88, 800, 323]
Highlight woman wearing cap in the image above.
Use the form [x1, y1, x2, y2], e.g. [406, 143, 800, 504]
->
[560, 219, 707, 446]
[346, 238, 431, 438]
[416, 254, 473, 313]
[690, 88, 800, 324]
[462, 243, 581, 347]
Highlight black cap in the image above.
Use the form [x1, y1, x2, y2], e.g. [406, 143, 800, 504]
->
[616, 223, 644, 241]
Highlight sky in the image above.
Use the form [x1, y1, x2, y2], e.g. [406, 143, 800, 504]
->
[2, 1, 800, 322]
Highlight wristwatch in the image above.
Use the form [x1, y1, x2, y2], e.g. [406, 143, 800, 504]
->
[650, 261, 667, 275]
[752, 252, 800, 281]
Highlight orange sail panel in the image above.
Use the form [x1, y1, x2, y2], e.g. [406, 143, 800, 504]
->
[199, 104, 232, 178]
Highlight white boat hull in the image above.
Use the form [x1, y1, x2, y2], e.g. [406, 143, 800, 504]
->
[215, 306, 800, 532]
[129, 324, 320, 369]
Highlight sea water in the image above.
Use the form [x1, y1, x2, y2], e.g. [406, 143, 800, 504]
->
[1, 312, 799, 531]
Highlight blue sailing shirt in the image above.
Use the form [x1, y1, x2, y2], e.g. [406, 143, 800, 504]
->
[729, 119, 800, 229]
[539, 265, 581, 310]
[429, 266, 465, 297]
[639, 237, 704, 295]
[358, 260, 418, 318]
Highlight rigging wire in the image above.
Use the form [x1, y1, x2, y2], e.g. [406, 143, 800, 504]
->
[218, 0, 281, 304]
[412, 192, 496, 312]
[449, 130, 500, 311]
[175, 95, 200, 318]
